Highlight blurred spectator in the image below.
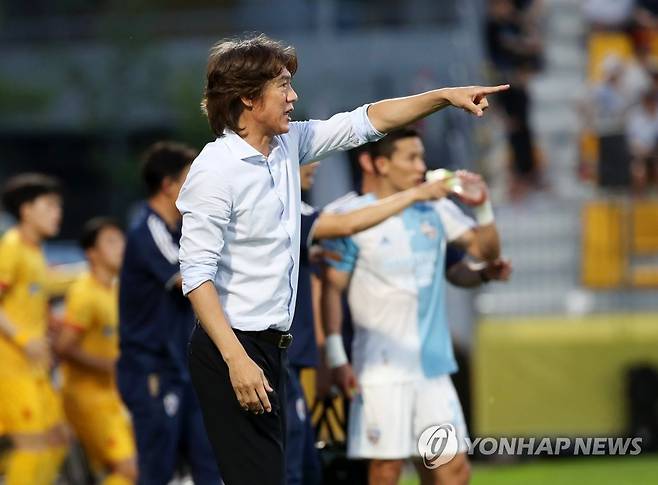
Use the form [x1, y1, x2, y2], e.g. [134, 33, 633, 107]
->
[590, 56, 635, 134]
[485, 0, 543, 73]
[586, 55, 635, 186]
[583, 0, 635, 31]
[626, 89, 658, 192]
[622, 45, 658, 103]
[497, 68, 542, 198]
[485, 0, 544, 199]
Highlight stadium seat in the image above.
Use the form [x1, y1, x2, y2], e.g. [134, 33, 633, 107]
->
[630, 266, 658, 287]
[628, 201, 658, 287]
[582, 201, 625, 288]
[631, 201, 658, 254]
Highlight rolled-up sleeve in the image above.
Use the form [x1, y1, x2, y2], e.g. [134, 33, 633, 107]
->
[176, 163, 232, 296]
[292, 104, 385, 165]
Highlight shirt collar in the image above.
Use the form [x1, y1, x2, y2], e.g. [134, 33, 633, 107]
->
[222, 129, 279, 163]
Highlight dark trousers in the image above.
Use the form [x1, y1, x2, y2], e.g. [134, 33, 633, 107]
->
[117, 369, 220, 485]
[189, 324, 288, 485]
[285, 366, 322, 485]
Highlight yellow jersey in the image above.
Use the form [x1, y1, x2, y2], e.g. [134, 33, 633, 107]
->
[61, 272, 119, 390]
[0, 228, 49, 375]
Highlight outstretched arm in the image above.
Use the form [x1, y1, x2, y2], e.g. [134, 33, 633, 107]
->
[367, 84, 509, 133]
[313, 179, 449, 240]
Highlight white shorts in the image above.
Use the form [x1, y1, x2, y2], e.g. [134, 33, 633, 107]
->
[347, 374, 469, 459]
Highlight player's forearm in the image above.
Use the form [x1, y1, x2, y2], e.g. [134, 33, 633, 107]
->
[0, 307, 30, 348]
[473, 224, 501, 262]
[446, 263, 483, 288]
[311, 274, 325, 348]
[320, 279, 349, 369]
[367, 89, 451, 133]
[187, 280, 247, 364]
[60, 348, 115, 374]
[314, 189, 418, 239]
[320, 280, 344, 337]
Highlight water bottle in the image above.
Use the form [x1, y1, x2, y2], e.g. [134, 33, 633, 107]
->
[426, 169, 486, 205]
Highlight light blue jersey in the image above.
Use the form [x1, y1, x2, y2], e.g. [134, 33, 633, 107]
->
[326, 194, 473, 384]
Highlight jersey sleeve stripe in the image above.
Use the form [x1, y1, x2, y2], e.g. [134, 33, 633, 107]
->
[147, 215, 180, 265]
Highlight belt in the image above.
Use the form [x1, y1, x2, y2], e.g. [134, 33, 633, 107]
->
[234, 328, 293, 349]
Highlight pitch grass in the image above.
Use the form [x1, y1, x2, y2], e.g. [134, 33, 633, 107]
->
[400, 455, 658, 485]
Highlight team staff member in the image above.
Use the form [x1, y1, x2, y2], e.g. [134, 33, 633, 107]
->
[118, 142, 220, 485]
[55, 218, 138, 485]
[177, 33, 507, 485]
[0, 174, 69, 485]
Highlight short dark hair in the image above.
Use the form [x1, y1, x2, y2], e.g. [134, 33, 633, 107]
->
[368, 128, 421, 160]
[79, 217, 123, 250]
[1, 173, 62, 220]
[140, 141, 197, 197]
[202, 33, 298, 137]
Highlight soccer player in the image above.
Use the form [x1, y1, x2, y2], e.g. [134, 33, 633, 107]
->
[322, 129, 502, 485]
[118, 142, 220, 485]
[287, 162, 451, 484]
[0, 173, 69, 485]
[54, 217, 137, 485]
[178, 33, 507, 485]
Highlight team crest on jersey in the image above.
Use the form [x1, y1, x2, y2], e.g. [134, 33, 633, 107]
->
[102, 325, 114, 337]
[379, 236, 391, 246]
[419, 222, 437, 240]
[367, 427, 381, 445]
[28, 283, 42, 295]
[163, 392, 180, 417]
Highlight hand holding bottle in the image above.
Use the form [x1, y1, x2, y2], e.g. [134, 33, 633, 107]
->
[425, 168, 488, 206]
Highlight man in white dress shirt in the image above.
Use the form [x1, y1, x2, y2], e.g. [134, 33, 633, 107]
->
[176, 33, 508, 485]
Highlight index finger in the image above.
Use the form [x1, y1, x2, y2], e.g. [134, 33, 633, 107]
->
[477, 84, 510, 95]
[255, 380, 272, 413]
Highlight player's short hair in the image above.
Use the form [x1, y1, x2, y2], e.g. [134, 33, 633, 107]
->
[1, 173, 62, 220]
[140, 141, 197, 197]
[202, 33, 298, 137]
[79, 217, 123, 250]
[368, 127, 421, 160]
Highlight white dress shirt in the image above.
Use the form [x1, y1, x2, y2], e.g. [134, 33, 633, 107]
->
[176, 104, 384, 331]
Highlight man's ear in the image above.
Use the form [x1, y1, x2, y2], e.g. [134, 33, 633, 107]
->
[19, 201, 34, 222]
[240, 96, 254, 110]
[358, 153, 376, 175]
[161, 176, 176, 197]
[373, 155, 389, 175]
